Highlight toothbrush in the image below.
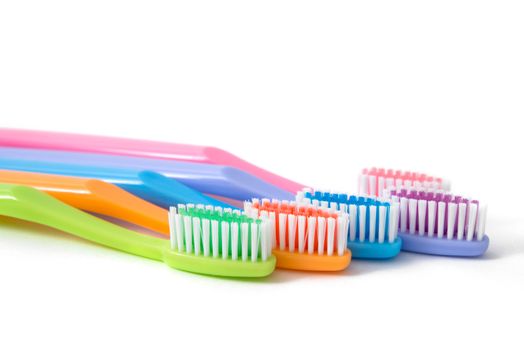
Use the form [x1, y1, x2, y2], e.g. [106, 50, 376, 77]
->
[0, 128, 304, 194]
[0, 157, 234, 209]
[386, 187, 489, 257]
[0, 169, 169, 234]
[0, 183, 276, 277]
[296, 189, 402, 259]
[0, 147, 294, 202]
[359, 167, 451, 197]
[244, 198, 351, 271]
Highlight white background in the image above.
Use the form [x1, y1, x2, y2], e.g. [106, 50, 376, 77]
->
[1, 1, 523, 349]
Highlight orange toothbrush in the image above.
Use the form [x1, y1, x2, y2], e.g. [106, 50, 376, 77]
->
[0, 170, 169, 235]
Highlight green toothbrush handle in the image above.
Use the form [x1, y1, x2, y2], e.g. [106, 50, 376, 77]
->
[0, 184, 167, 260]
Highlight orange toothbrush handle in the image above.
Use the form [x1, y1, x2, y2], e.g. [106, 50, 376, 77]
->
[0, 170, 169, 235]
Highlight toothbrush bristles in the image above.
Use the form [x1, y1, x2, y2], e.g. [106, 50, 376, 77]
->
[384, 189, 487, 241]
[359, 167, 451, 197]
[296, 189, 399, 245]
[246, 198, 349, 257]
[168, 205, 272, 261]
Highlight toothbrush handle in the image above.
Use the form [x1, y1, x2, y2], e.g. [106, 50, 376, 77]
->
[0, 128, 304, 193]
[0, 184, 167, 261]
[0, 170, 170, 235]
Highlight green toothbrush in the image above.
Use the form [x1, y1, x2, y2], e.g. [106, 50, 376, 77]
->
[0, 183, 276, 278]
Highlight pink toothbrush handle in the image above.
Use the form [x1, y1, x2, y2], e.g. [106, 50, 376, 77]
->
[0, 128, 304, 193]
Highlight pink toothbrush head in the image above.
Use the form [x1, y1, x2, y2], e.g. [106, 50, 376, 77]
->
[359, 167, 451, 198]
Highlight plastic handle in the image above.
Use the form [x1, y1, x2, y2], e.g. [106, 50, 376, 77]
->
[0, 147, 294, 201]
[0, 184, 167, 260]
[0, 170, 170, 235]
[0, 156, 234, 209]
[0, 184, 276, 277]
[0, 128, 304, 193]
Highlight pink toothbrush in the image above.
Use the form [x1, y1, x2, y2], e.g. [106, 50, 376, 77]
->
[0, 128, 305, 193]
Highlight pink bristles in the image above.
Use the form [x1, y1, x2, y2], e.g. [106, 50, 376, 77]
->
[359, 167, 450, 197]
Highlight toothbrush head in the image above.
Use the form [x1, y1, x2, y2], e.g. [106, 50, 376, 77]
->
[297, 189, 402, 259]
[359, 167, 450, 197]
[387, 188, 489, 257]
[245, 198, 351, 272]
[166, 204, 276, 277]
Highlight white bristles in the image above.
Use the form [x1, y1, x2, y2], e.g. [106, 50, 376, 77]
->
[358, 205, 366, 242]
[183, 216, 193, 254]
[359, 174, 369, 195]
[251, 222, 259, 262]
[446, 203, 457, 240]
[417, 200, 427, 236]
[317, 216, 326, 255]
[378, 206, 386, 243]
[221, 221, 229, 259]
[231, 222, 239, 260]
[241, 222, 249, 261]
[408, 199, 417, 234]
[261, 221, 269, 261]
[476, 205, 487, 241]
[211, 220, 219, 258]
[202, 219, 210, 257]
[192, 217, 201, 256]
[388, 203, 399, 243]
[297, 215, 306, 253]
[287, 214, 297, 253]
[205, 205, 214, 211]
[326, 217, 336, 256]
[466, 203, 478, 241]
[278, 213, 287, 250]
[169, 207, 177, 250]
[437, 201, 446, 238]
[456, 203, 467, 240]
[307, 217, 316, 255]
[427, 201, 436, 237]
[400, 197, 408, 234]
[369, 175, 377, 197]
[175, 212, 184, 252]
[378, 176, 385, 197]
[337, 215, 348, 256]
[269, 211, 276, 249]
[386, 177, 394, 190]
[369, 205, 377, 243]
[243, 202, 252, 217]
[349, 204, 357, 241]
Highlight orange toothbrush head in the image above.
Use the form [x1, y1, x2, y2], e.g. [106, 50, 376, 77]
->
[245, 199, 351, 272]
